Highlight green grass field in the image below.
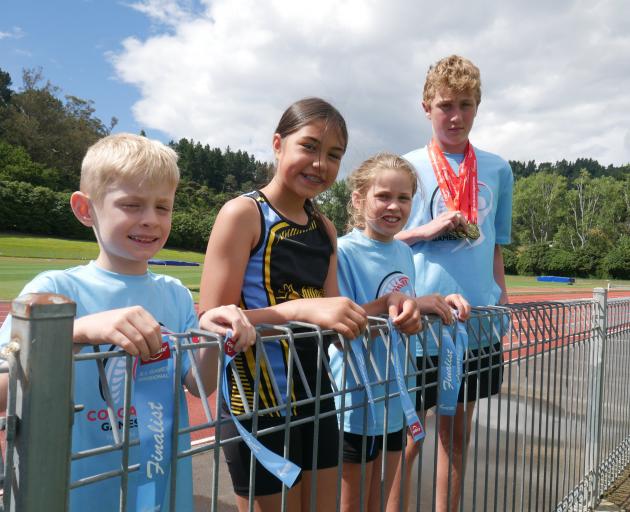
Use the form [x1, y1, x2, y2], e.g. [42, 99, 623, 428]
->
[0, 234, 205, 300]
[1, 234, 629, 301]
[0, 233, 205, 262]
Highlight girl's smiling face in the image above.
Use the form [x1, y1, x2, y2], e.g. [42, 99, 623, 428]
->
[355, 168, 415, 243]
[272, 120, 345, 201]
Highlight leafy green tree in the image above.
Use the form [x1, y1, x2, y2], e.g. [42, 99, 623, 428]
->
[169, 210, 216, 252]
[564, 171, 617, 250]
[516, 243, 549, 276]
[543, 247, 578, 277]
[0, 180, 87, 239]
[0, 68, 116, 188]
[621, 176, 630, 236]
[512, 172, 567, 245]
[501, 245, 518, 274]
[0, 68, 13, 106]
[602, 236, 630, 279]
[318, 179, 351, 235]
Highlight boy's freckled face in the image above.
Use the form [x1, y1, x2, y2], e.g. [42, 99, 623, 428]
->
[423, 88, 478, 154]
[90, 180, 176, 275]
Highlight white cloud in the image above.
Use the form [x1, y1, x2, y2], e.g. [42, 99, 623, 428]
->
[125, 0, 200, 28]
[0, 27, 25, 40]
[111, 0, 630, 170]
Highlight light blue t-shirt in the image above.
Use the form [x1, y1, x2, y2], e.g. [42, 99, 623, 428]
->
[0, 262, 195, 512]
[329, 229, 416, 435]
[404, 145, 513, 354]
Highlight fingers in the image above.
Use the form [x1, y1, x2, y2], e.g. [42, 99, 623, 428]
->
[393, 314, 422, 334]
[416, 295, 446, 323]
[334, 314, 365, 339]
[438, 210, 463, 231]
[200, 305, 257, 352]
[111, 306, 162, 360]
[341, 299, 368, 337]
[330, 298, 367, 339]
[388, 299, 401, 320]
[445, 294, 471, 320]
[391, 299, 422, 334]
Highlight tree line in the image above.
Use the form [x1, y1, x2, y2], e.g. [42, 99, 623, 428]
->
[0, 68, 271, 252]
[1, 67, 629, 276]
[320, 163, 630, 279]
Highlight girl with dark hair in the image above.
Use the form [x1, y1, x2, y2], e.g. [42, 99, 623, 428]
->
[199, 97, 367, 511]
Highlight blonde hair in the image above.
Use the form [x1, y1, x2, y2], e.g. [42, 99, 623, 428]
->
[80, 133, 180, 203]
[346, 152, 419, 232]
[423, 55, 482, 105]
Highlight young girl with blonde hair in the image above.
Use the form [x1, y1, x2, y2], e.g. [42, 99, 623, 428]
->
[329, 152, 469, 511]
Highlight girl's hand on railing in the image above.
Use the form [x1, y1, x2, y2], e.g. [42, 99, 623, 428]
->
[292, 297, 367, 339]
[387, 292, 422, 334]
[445, 293, 471, 320]
[415, 294, 456, 324]
[199, 305, 257, 353]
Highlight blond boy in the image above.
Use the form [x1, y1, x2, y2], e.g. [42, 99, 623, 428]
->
[395, 56, 514, 511]
[0, 133, 255, 511]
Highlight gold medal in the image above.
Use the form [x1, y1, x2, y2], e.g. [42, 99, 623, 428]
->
[466, 223, 480, 240]
[450, 227, 466, 239]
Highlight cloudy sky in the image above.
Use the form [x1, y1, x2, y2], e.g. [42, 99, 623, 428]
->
[2, 0, 629, 174]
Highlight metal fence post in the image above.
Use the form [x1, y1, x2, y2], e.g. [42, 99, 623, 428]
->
[586, 287, 607, 509]
[7, 293, 75, 512]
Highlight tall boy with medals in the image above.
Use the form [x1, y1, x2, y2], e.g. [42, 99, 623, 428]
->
[393, 55, 514, 512]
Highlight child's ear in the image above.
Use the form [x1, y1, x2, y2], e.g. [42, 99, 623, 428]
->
[422, 101, 431, 119]
[70, 191, 94, 227]
[272, 133, 283, 157]
[351, 190, 363, 210]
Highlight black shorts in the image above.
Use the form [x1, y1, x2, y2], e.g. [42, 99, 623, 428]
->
[415, 342, 504, 411]
[460, 342, 504, 402]
[342, 429, 404, 464]
[221, 412, 340, 496]
[414, 355, 440, 411]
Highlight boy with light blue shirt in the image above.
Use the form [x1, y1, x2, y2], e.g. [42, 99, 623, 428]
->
[396, 55, 514, 512]
[0, 133, 256, 511]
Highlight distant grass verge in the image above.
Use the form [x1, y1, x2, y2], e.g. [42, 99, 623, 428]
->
[505, 274, 630, 292]
[1, 233, 629, 302]
[0, 256, 202, 301]
[0, 233, 205, 263]
[0, 233, 204, 300]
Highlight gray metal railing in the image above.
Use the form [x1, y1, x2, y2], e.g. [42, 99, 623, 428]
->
[1, 289, 629, 511]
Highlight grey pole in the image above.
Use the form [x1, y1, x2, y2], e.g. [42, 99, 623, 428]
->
[8, 293, 75, 512]
[587, 287, 607, 509]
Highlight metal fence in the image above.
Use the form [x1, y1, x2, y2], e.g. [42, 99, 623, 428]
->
[1, 289, 629, 511]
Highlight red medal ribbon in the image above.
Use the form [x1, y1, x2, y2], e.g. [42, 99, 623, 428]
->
[427, 139, 478, 224]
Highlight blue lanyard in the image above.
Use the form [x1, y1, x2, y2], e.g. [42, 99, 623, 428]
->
[134, 331, 176, 511]
[436, 317, 468, 416]
[222, 332, 301, 488]
[349, 337, 377, 451]
[387, 319, 425, 442]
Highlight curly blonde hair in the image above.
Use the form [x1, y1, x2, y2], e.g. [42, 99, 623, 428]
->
[423, 55, 481, 105]
[346, 152, 419, 233]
